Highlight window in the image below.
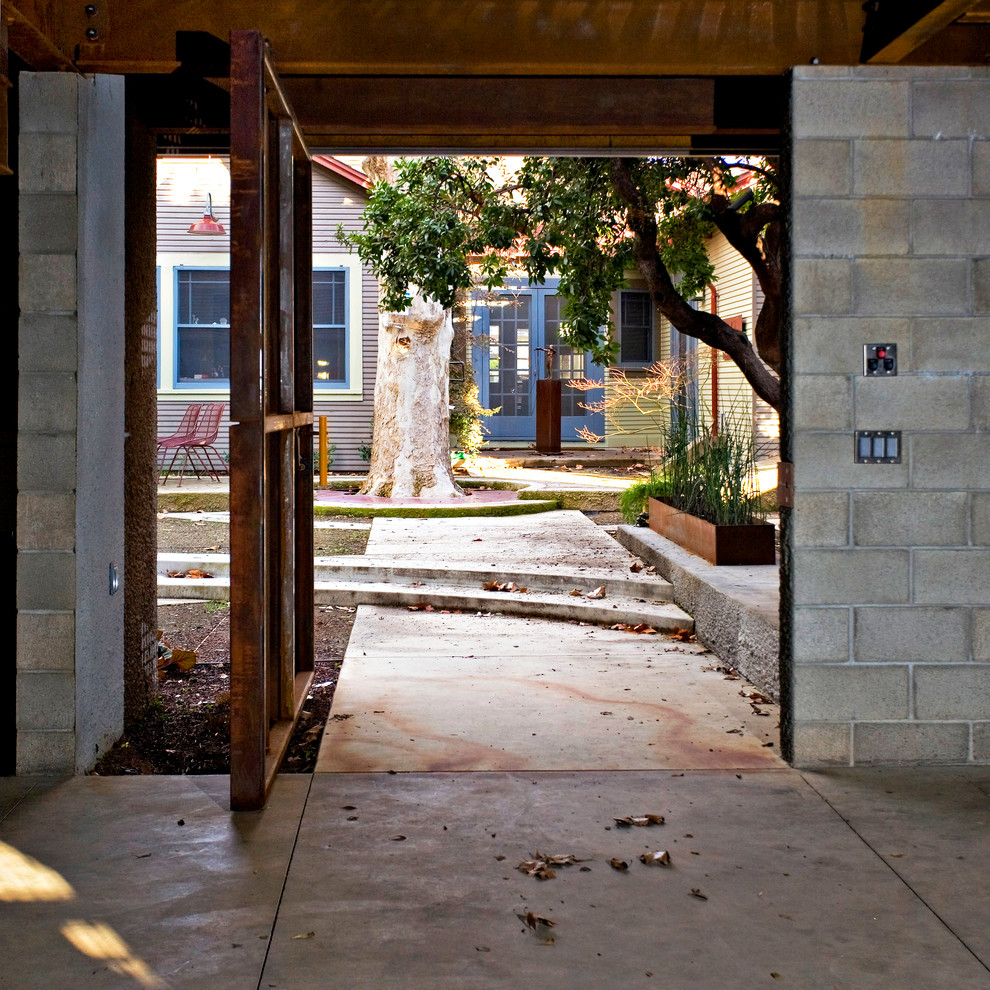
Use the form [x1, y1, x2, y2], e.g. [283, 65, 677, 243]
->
[618, 290, 653, 364]
[161, 252, 362, 395]
[176, 269, 230, 382]
[313, 269, 347, 384]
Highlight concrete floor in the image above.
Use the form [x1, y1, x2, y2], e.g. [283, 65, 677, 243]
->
[3, 515, 990, 988]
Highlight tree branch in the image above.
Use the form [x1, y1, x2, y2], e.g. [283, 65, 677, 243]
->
[610, 158, 781, 411]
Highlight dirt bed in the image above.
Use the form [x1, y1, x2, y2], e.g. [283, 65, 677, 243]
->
[94, 518, 369, 777]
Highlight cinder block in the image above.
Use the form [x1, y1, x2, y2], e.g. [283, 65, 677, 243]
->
[793, 492, 849, 547]
[17, 551, 76, 611]
[792, 80, 909, 139]
[16, 730, 75, 775]
[854, 606, 969, 662]
[790, 721, 851, 767]
[16, 611, 75, 670]
[18, 253, 77, 314]
[792, 433, 909, 490]
[972, 493, 990, 545]
[793, 375, 853, 431]
[792, 258, 852, 317]
[973, 377, 990, 430]
[17, 433, 76, 492]
[854, 375, 970, 432]
[914, 320, 990, 372]
[791, 141, 851, 197]
[20, 73, 79, 133]
[853, 258, 970, 316]
[853, 139, 970, 197]
[16, 671, 75, 730]
[18, 194, 78, 254]
[913, 200, 990, 257]
[793, 606, 850, 661]
[914, 550, 990, 605]
[793, 318, 909, 376]
[973, 722, 990, 761]
[794, 549, 910, 605]
[912, 81, 990, 138]
[975, 140, 990, 198]
[17, 493, 75, 551]
[853, 722, 970, 765]
[18, 134, 77, 193]
[914, 664, 990, 719]
[911, 435, 990, 490]
[19, 313, 78, 372]
[792, 199, 909, 258]
[852, 491, 968, 547]
[976, 258, 990, 314]
[975, 609, 990, 660]
[793, 664, 909, 720]
[18, 373, 77, 433]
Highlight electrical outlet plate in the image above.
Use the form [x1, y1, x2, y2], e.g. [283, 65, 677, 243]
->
[864, 343, 897, 376]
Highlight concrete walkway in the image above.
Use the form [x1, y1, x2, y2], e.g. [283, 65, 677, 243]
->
[4, 515, 990, 988]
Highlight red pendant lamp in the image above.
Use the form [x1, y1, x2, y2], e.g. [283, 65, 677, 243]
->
[188, 193, 226, 235]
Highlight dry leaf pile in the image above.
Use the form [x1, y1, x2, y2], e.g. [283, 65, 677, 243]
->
[165, 568, 214, 579]
[481, 580, 529, 593]
[610, 622, 658, 635]
[516, 852, 588, 881]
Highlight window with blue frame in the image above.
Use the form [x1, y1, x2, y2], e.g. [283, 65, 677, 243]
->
[176, 268, 230, 383]
[171, 266, 351, 388]
[313, 268, 347, 386]
[618, 290, 653, 365]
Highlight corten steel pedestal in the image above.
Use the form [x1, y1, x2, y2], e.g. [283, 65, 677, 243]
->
[536, 378, 562, 454]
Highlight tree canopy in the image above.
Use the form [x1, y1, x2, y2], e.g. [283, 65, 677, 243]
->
[342, 155, 782, 411]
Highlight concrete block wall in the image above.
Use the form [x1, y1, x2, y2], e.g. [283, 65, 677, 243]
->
[17, 74, 125, 773]
[790, 66, 990, 766]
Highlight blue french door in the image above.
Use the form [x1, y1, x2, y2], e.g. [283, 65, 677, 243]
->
[471, 282, 604, 441]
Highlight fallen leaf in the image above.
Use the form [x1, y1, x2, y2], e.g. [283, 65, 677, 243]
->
[669, 627, 695, 642]
[639, 850, 671, 866]
[407, 603, 435, 612]
[291, 932, 316, 939]
[629, 562, 643, 573]
[391, 835, 407, 842]
[586, 586, 607, 599]
[689, 888, 708, 900]
[614, 814, 665, 827]
[517, 911, 556, 931]
[569, 589, 583, 596]
[609, 858, 629, 871]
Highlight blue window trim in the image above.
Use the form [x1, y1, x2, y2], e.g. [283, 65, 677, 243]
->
[172, 264, 231, 390]
[313, 265, 350, 391]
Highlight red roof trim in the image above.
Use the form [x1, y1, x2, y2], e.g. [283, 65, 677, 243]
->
[312, 154, 371, 190]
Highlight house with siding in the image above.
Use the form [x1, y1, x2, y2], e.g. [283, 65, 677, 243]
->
[156, 155, 377, 472]
[602, 230, 779, 458]
[469, 230, 779, 457]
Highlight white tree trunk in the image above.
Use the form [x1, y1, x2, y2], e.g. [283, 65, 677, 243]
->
[361, 295, 464, 498]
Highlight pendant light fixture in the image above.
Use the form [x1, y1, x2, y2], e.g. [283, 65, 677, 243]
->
[188, 192, 226, 235]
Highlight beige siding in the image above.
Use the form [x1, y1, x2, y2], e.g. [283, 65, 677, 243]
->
[604, 231, 779, 458]
[156, 157, 377, 472]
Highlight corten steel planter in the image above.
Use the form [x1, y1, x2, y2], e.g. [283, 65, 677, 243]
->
[648, 498, 776, 566]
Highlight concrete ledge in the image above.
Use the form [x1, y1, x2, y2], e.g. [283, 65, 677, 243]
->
[615, 524, 780, 700]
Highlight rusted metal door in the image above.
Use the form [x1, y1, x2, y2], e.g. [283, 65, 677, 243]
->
[229, 30, 315, 811]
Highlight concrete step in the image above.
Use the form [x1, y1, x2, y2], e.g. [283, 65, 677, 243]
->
[158, 554, 694, 632]
[157, 552, 676, 600]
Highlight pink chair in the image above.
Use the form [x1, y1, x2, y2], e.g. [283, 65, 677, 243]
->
[157, 404, 202, 484]
[173, 402, 228, 487]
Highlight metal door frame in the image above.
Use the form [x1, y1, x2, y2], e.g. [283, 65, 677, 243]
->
[229, 29, 315, 811]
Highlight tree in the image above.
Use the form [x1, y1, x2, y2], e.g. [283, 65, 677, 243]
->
[344, 155, 782, 414]
[352, 156, 465, 498]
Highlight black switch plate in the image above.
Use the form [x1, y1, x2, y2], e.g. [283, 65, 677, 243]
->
[855, 430, 902, 464]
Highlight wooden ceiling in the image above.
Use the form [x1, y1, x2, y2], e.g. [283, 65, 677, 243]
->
[6, 1, 990, 152]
